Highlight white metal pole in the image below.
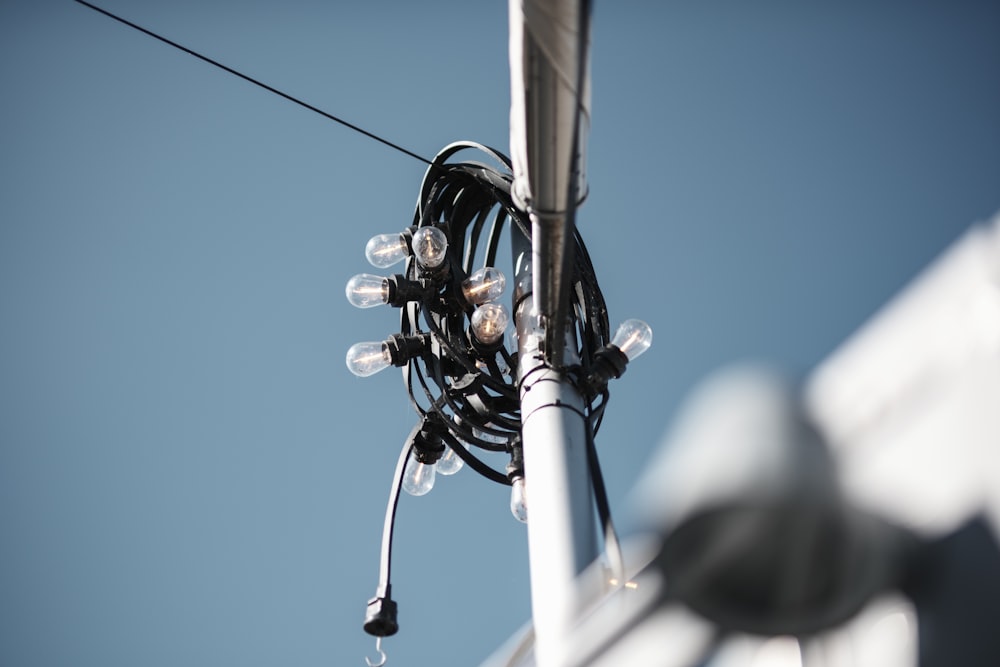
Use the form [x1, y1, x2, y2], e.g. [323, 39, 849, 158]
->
[513, 229, 598, 667]
[507, 0, 595, 661]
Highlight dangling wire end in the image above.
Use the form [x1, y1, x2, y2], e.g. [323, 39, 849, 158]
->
[365, 637, 387, 667]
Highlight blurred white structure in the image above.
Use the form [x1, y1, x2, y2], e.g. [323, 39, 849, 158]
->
[484, 213, 1000, 666]
[806, 213, 1000, 539]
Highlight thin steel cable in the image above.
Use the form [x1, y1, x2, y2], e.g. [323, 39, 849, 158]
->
[74, 0, 433, 166]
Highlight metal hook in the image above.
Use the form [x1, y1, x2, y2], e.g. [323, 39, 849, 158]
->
[365, 637, 387, 667]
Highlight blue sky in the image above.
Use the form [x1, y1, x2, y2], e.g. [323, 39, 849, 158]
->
[1, 1, 998, 666]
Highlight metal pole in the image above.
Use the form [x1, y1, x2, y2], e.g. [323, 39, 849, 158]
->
[513, 227, 598, 667]
[507, 0, 591, 364]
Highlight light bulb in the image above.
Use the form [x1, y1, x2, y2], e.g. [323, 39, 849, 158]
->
[436, 444, 464, 475]
[402, 455, 436, 496]
[461, 267, 507, 305]
[411, 226, 448, 270]
[510, 478, 528, 522]
[611, 319, 653, 361]
[346, 273, 389, 308]
[365, 233, 408, 268]
[471, 303, 509, 345]
[345, 341, 392, 377]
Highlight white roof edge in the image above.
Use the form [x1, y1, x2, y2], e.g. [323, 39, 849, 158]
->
[805, 211, 1000, 445]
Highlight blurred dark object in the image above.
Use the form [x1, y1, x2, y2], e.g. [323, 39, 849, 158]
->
[658, 500, 913, 637]
[645, 366, 916, 637]
[644, 364, 1000, 664]
[903, 516, 1000, 667]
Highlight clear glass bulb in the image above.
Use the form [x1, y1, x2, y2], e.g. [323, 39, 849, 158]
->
[345, 341, 392, 377]
[461, 267, 507, 305]
[510, 477, 528, 522]
[411, 226, 448, 270]
[436, 444, 464, 476]
[611, 319, 653, 361]
[345, 273, 389, 308]
[365, 233, 408, 268]
[471, 303, 509, 345]
[402, 455, 436, 496]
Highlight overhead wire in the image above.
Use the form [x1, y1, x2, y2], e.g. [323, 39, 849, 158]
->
[73, 0, 433, 166]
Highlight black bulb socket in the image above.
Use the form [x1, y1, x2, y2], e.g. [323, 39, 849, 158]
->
[384, 333, 431, 367]
[467, 324, 506, 355]
[583, 345, 629, 395]
[415, 259, 451, 284]
[384, 275, 435, 307]
[506, 436, 524, 483]
[399, 226, 416, 253]
[412, 415, 446, 465]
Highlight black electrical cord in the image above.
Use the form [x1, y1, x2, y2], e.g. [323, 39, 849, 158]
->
[376, 441, 411, 595]
[439, 431, 510, 485]
[391, 142, 619, 496]
[585, 394, 625, 584]
[401, 145, 526, 466]
[363, 437, 412, 638]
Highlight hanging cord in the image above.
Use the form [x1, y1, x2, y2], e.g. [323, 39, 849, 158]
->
[72, 0, 432, 166]
[363, 436, 416, 639]
[585, 395, 625, 585]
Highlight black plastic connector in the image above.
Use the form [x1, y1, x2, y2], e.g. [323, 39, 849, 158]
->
[364, 591, 399, 637]
[399, 226, 416, 254]
[412, 414, 446, 464]
[582, 345, 629, 395]
[467, 323, 506, 356]
[384, 333, 431, 367]
[506, 436, 524, 483]
[384, 275, 435, 308]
